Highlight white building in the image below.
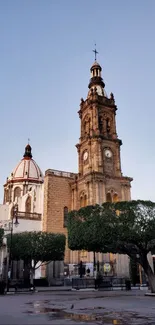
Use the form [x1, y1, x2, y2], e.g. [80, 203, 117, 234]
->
[1, 143, 44, 279]
[3, 143, 44, 233]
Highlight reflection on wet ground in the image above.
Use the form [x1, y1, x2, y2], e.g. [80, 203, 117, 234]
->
[25, 306, 121, 324]
[24, 301, 154, 324]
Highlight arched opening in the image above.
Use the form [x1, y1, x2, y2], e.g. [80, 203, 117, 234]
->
[83, 121, 87, 135]
[14, 187, 21, 200]
[106, 118, 111, 134]
[25, 196, 31, 213]
[63, 206, 68, 228]
[113, 193, 119, 203]
[84, 195, 87, 207]
[99, 116, 103, 133]
[106, 192, 112, 203]
[5, 189, 9, 203]
[80, 196, 84, 208]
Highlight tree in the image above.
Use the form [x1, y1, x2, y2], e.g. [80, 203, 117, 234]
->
[0, 228, 4, 247]
[68, 204, 118, 253]
[7, 231, 66, 286]
[68, 201, 155, 293]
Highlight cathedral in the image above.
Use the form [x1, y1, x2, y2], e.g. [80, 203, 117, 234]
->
[43, 58, 133, 277]
[1, 56, 133, 279]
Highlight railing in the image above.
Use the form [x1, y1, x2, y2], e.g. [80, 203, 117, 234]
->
[45, 169, 77, 179]
[72, 278, 95, 289]
[17, 211, 41, 221]
[72, 277, 131, 291]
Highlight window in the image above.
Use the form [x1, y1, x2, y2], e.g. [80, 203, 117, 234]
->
[63, 206, 68, 227]
[106, 192, 112, 203]
[113, 193, 119, 202]
[84, 195, 87, 207]
[80, 192, 87, 208]
[5, 190, 9, 203]
[25, 196, 31, 213]
[106, 118, 110, 134]
[80, 197, 84, 208]
[14, 187, 21, 200]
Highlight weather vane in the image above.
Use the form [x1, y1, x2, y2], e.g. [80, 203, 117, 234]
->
[93, 44, 98, 61]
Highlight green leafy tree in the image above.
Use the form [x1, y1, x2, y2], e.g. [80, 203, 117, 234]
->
[7, 231, 66, 285]
[68, 201, 155, 293]
[68, 204, 118, 253]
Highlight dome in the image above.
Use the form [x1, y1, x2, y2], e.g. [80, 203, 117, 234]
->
[7, 144, 44, 184]
[90, 61, 102, 71]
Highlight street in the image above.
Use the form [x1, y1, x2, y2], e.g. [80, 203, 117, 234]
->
[0, 290, 155, 324]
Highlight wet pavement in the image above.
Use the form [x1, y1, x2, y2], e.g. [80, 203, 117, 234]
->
[0, 290, 155, 324]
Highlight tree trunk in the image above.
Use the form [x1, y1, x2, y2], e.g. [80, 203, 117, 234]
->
[30, 268, 35, 289]
[141, 255, 155, 293]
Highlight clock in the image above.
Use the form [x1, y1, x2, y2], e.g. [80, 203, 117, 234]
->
[104, 149, 112, 158]
[83, 151, 88, 161]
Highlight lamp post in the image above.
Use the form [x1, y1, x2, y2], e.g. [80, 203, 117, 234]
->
[7, 203, 19, 292]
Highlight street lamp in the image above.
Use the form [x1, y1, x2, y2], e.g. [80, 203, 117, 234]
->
[7, 203, 19, 292]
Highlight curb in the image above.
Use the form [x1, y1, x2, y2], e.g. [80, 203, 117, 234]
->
[145, 292, 155, 296]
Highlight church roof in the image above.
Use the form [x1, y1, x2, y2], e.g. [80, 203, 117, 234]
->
[91, 61, 101, 69]
[6, 144, 44, 184]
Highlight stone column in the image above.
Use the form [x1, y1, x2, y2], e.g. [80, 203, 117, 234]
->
[121, 185, 125, 201]
[95, 182, 99, 204]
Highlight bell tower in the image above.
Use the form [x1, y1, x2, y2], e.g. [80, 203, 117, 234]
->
[75, 53, 132, 207]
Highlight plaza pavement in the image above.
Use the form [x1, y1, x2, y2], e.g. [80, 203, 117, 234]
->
[0, 290, 155, 324]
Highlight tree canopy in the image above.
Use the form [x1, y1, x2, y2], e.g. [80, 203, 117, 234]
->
[68, 200, 155, 292]
[68, 204, 118, 253]
[7, 231, 66, 268]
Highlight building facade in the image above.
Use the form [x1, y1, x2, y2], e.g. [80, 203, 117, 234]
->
[2, 144, 44, 279]
[43, 59, 133, 277]
[3, 143, 44, 231]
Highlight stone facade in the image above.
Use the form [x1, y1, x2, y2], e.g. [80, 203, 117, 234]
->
[43, 169, 77, 263]
[43, 60, 133, 276]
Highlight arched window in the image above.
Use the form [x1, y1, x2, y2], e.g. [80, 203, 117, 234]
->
[106, 118, 110, 134]
[84, 195, 87, 207]
[25, 196, 31, 213]
[80, 196, 84, 208]
[106, 192, 112, 203]
[5, 190, 9, 203]
[63, 206, 68, 227]
[113, 193, 119, 203]
[14, 187, 21, 200]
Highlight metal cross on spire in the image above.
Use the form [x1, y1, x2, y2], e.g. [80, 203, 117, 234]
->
[93, 44, 98, 61]
[28, 138, 30, 144]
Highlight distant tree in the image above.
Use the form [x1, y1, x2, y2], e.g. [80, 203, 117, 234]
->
[68, 201, 155, 293]
[0, 228, 4, 247]
[7, 231, 66, 286]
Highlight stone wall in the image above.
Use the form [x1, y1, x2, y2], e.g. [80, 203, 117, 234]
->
[43, 169, 75, 263]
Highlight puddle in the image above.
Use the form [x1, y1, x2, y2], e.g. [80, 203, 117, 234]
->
[24, 302, 154, 324]
[24, 306, 122, 324]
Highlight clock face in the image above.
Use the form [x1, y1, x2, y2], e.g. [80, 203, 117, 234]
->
[83, 151, 88, 161]
[105, 149, 112, 158]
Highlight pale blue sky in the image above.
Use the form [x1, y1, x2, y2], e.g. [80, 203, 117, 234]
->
[0, 0, 155, 202]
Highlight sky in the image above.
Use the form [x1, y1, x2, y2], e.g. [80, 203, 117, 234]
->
[0, 0, 155, 202]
